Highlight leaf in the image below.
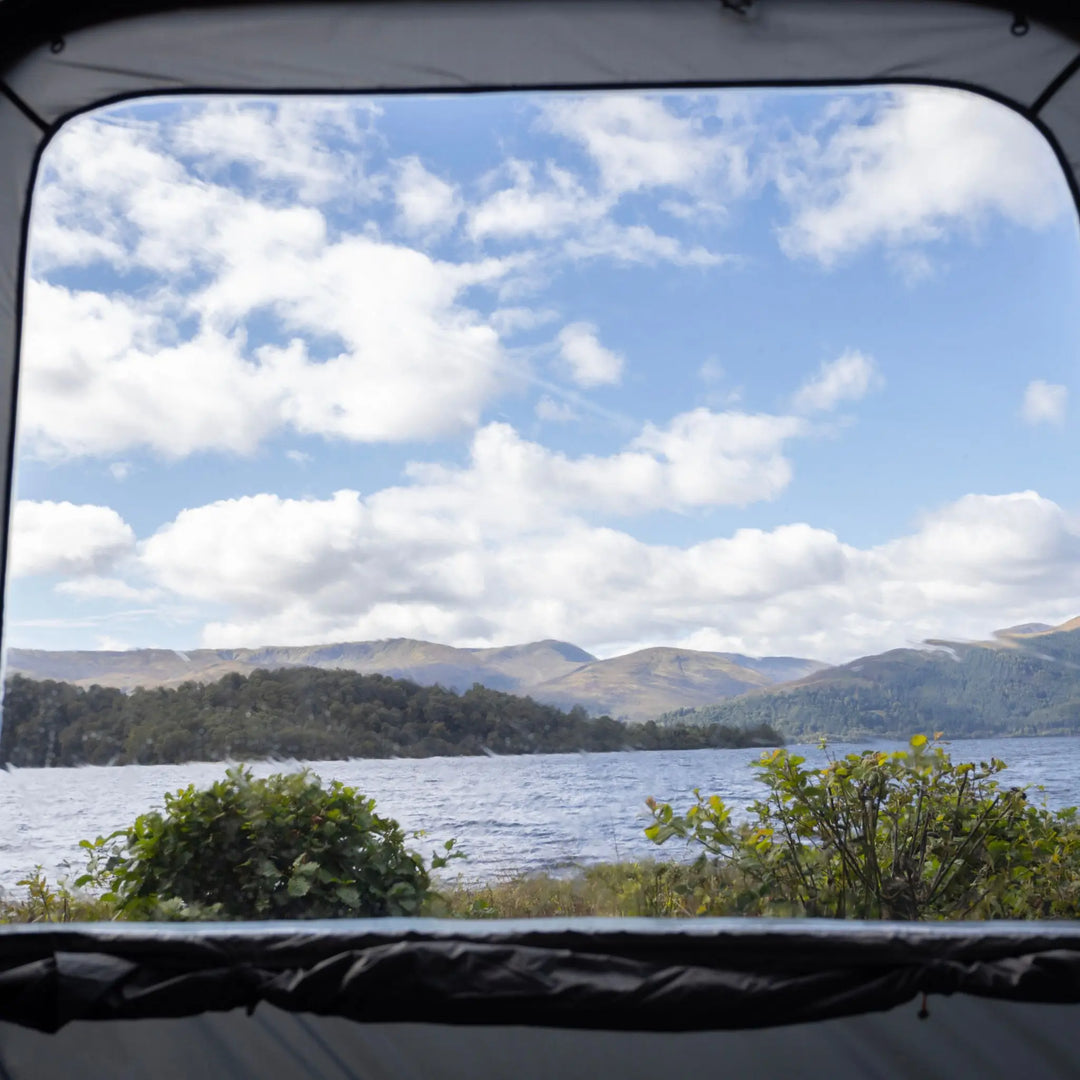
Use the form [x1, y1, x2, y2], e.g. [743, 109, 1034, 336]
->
[287, 874, 312, 898]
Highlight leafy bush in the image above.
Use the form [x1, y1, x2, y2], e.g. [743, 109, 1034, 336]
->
[646, 736, 1080, 920]
[80, 766, 460, 919]
[0, 867, 119, 923]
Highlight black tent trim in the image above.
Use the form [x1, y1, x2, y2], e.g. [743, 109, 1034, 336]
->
[5, 920, 1080, 1034]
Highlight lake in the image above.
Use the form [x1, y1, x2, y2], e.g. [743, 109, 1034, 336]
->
[3, 736, 1080, 894]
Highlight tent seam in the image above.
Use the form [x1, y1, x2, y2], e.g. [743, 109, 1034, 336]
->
[0, 80, 48, 133]
[1031, 50, 1080, 115]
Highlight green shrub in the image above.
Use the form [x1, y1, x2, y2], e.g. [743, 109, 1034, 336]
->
[646, 736, 1080, 920]
[0, 867, 119, 923]
[80, 766, 459, 919]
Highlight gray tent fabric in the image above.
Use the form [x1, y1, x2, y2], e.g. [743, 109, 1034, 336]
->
[4, 996, 1080, 1079]
[4, 0, 1080, 1061]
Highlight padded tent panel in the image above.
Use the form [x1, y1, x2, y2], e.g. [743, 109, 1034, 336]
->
[4, 997, 1080, 1080]
[4, 0, 1080, 1063]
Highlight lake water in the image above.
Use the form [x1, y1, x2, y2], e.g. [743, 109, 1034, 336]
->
[3, 736, 1080, 895]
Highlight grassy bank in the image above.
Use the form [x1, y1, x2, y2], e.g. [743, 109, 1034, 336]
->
[435, 861, 732, 919]
[0, 860, 731, 923]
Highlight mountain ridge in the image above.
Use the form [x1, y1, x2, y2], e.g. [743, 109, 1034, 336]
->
[660, 615, 1080, 738]
[4, 638, 827, 723]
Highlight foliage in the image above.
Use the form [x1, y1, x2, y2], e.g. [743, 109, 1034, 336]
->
[79, 766, 461, 919]
[646, 736, 1080, 919]
[661, 634, 1080, 739]
[0, 867, 118, 923]
[0, 669, 782, 767]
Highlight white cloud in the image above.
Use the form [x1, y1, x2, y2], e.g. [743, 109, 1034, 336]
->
[556, 323, 624, 388]
[172, 99, 381, 203]
[776, 88, 1068, 266]
[56, 576, 159, 602]
[489, 307, 558, 335]
[108, 461, 132, 481]
[20, 282, 280, 459]
[468, 160, 609, 241]
[535, 396, 578, 423]
[405, 412, 808, 519]
[392, 156, 461, 234]
[792, 350, 880, 413]
[11, 501, 134, 578]
[561, 220, 724, 267]
[544, 95, 751, 199]
[1021, 380, 1068, 426]
[466, 152, 726, 268]
[23, 118, 516, 460]
[124, 481, 1080, 663]
[96, 635, 135, 651]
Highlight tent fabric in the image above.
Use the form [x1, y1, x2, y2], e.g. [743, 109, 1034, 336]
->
[4, 0, 1080, 1046]
[5, 996, 1080, 1079]
[3, 919, 1080, 1032]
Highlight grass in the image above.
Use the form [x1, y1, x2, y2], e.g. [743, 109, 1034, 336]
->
[432, 860, 736, 919]
[0, 860, 737, 922]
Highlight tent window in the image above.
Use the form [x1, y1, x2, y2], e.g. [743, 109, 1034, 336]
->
[2, 85, 1079, 922]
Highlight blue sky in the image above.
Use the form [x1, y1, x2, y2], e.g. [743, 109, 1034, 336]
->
[6, 86, 1080, 663]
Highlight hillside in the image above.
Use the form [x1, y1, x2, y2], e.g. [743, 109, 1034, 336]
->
[0, 668, 782, 767]
[5, 639, 826, 722]
[660, 618, 1080, 739]
[532, 647, 826, 722]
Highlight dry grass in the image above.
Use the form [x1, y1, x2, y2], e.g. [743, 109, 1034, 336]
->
[0, 860, 739, 922]
[433, 860, 736, 919]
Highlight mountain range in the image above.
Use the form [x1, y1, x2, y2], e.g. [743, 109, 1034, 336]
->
[661, 618, 1080, 739]
[4, 639, 827, 724]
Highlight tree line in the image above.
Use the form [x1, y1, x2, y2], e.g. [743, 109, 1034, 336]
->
[0, 667, 782, 767]
[659, 640, 1080, 740]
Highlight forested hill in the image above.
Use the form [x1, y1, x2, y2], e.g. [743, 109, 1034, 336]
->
[0, 668, 782, 767]
[5, 639, 826, 723]
[657, 621, 1080, 740]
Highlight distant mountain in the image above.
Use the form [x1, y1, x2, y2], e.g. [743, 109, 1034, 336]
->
[4, 639, 596, 695]
[4, 639, 826, 722]
[531, 647, 827, 723]
[993, 622, 1054, 639]
[663, 617, 1080, 740]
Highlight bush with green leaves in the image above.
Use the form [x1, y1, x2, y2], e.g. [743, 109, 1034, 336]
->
[646, 736, 1080, 920]
[79, 766, 460, 919]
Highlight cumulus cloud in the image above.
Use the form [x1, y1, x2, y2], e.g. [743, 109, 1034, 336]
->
[11, 501, 134, 578]
[1021, 380, 1068, 426]
[556, 323, 624, 388]
[543, 94, 751, 199]
[464, 135, 725, 265]
[23, 110, 515, 460]
[392, 156, 461, 234]
[171, 98, 381, 202]
[404, 412, 808, 519]
[468, 160, 610, 242]
[120, 481, 1080, 663]
[776, 88, 1068, 266]
[792, 350, 880, 413]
